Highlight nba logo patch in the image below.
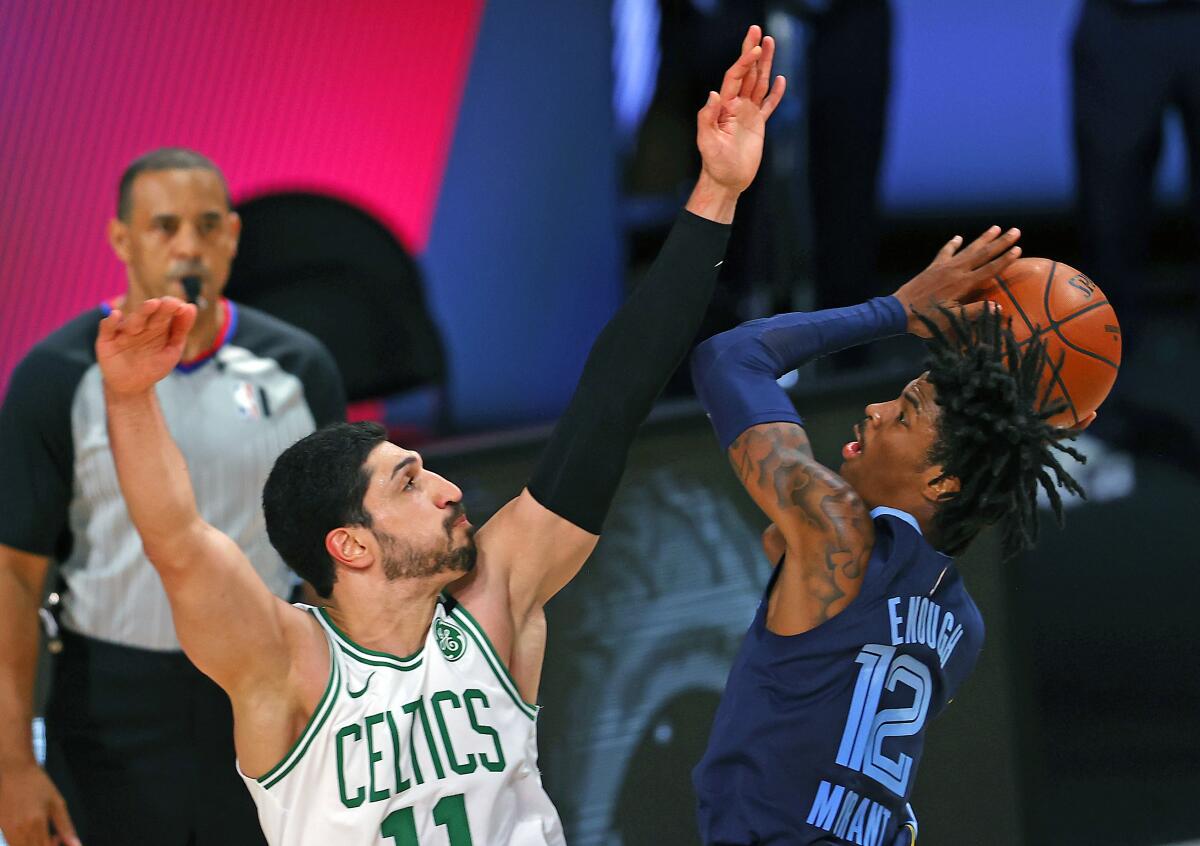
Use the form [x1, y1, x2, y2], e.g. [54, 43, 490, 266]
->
[232, 381, 262, 420]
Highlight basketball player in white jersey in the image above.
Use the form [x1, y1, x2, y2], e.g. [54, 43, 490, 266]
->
[95, 28, 785, 845]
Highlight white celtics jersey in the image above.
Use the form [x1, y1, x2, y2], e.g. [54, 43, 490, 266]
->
[239, 596, 565, 845]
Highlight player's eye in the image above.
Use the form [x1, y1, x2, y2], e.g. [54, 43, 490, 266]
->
[403, 478, 416, 491]
[898, 410, 907, 425]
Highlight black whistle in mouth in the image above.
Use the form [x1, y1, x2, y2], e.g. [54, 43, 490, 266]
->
[181, 276, 202, 304]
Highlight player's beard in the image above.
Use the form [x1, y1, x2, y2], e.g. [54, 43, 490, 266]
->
[373, 509, 477, 582]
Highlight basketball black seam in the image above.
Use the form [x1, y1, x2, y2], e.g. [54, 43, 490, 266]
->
[1041, 271, 1120, 369]
[994, 273, 1038, 336]
[1046, 297, 1121, 371]
[1017, 298, 1118, 362]
[1049, 328, 1120, 370]
[1043, 349, 1078, 422]
[997, 267, 1073, 418]
[998, 263, 1114, 420]
[1039, 262, 1081, 423]
[1016, 298, 1113, 349]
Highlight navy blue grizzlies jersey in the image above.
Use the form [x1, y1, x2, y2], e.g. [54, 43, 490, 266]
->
[693, 508, 985, 846]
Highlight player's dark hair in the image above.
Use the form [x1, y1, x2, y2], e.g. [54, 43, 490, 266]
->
[262, 422, 387, 598]
[919, 307, 1086, 559]
[117, 147, 231, 220]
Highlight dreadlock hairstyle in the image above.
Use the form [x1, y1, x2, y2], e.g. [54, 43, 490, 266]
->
[917, 306, 1087, 560]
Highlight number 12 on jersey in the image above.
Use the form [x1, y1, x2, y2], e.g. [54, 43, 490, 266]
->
[835, 644, 932, 796]
[382, 793, 474, 845]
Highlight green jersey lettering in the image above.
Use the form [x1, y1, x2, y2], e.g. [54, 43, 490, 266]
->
[385, 711, 413, 795]
[365, 712, 390, 803]
[431, 691, 478, 776]
[403, 696, 446, 780]
[335, 723, 365, 808]
[464, 689, 506, 773]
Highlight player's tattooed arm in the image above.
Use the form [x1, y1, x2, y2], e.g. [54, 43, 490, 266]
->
[729, 422, 874, 634]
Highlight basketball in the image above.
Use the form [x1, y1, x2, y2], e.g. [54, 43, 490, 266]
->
[974, 257, 1121, 427]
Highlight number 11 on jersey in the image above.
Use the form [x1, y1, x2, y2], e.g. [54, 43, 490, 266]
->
[382, 793, 474, 844]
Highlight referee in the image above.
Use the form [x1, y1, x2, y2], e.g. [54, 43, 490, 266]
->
[0, 149, 345, 846]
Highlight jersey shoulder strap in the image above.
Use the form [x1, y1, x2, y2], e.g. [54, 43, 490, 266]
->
[254, 605, 342, 791]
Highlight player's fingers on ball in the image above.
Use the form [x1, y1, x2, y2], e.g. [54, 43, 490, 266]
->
[935, 234, 963, 261]
[977, 244, 1021, 277]
[1075, 410, 1098, 431]
[974, 226, 1020, 267]
[960, 301, 996, 322]
[959, 224, 1002, 261]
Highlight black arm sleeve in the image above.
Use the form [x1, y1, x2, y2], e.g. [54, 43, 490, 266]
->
[527, 210, 731, 533]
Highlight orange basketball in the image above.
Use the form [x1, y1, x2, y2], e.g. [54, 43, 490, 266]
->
[974, 257, 1121, 427]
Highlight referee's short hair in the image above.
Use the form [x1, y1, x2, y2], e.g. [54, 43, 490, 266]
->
[263, 422, 388, 598]
[116, 147, 231, 221]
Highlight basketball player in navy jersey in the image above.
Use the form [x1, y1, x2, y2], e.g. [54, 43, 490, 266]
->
[689, 228, 1091, 846]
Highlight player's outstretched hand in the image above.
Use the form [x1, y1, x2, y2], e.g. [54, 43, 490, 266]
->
[96, 297, 196, 397]
[892, 226, 1022, 337]
[695, 25, 786, 195]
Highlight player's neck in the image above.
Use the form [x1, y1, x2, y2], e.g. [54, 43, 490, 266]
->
[323, 578, 445, 658]
[868, 496, 938, 540]
[908, 502, 938, 542]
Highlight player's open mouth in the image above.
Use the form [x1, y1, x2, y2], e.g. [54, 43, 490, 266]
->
[842, 423, 864, 460]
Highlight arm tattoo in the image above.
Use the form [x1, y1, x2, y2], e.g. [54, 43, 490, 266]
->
[729, 424, 872, 623]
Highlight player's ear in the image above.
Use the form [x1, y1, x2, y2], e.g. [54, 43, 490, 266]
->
[922, 467, 959, 503]
[325, 526, 371, 571]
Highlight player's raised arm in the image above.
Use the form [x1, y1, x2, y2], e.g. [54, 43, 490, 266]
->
[97, 298, 297, 697]
[478, 26, 787, 613]
[690, 226, 1023, 633]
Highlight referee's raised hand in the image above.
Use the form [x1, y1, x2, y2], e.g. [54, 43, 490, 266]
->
[96, 297, 196, 397]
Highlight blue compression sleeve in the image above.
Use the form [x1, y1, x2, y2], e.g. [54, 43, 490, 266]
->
[690, 296, 907, 449]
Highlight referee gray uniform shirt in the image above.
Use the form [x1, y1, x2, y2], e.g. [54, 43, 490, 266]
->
[0, 297, 345, 844]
